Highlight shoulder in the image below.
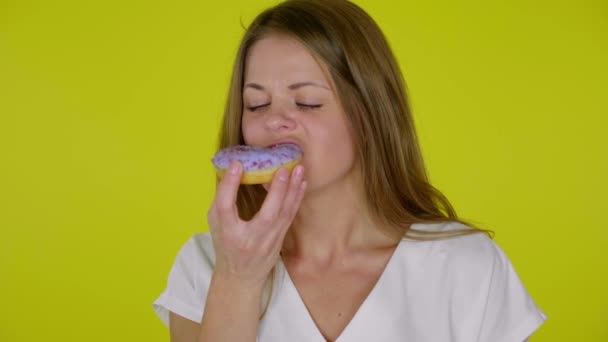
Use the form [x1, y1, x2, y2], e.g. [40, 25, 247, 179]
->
[184, 232, 215, 258]
[410, 221, 497, 254]
[408, 221, 504, 280]
[409, 222, 547, 341]
[162, 232, 217, 292]
[153, 232, 216, 327]
[174, 232, 216, 272]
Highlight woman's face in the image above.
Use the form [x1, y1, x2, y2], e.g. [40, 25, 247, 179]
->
[241, 33, 357, 192]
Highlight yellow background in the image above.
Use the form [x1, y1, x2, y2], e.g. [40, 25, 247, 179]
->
[1, 0, 606, 340]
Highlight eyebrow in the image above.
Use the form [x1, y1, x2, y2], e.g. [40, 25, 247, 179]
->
[244, 81, 330, 91]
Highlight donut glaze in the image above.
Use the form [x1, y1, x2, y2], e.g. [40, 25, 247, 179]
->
[211, 143, 302, 184]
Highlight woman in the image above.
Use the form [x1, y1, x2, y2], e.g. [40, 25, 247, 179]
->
[153, 1, 547, 341]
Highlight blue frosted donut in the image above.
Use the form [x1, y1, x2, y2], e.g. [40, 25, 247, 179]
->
[211, 143, 302, 184]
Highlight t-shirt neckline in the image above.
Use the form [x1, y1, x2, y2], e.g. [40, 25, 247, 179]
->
[276, 238, 405, 342]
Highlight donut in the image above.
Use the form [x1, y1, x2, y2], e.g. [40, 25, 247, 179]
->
[211, 143, 302, 184]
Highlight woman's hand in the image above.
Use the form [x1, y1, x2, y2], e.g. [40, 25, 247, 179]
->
[207, 160, 307, 288]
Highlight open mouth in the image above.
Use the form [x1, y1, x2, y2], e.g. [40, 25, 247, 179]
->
[268, 142, 299, 149]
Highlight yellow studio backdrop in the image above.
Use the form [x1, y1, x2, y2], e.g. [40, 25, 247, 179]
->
[0, 0, 606, 340]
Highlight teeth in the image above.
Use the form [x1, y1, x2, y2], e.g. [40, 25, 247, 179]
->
[267, 142, 302, 151]
[271, 142, 292, 148]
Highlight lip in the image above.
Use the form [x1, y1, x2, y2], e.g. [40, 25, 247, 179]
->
[267, 140, 301, 149]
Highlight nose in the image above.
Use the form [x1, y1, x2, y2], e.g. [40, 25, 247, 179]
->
[265, 105, 296, 132]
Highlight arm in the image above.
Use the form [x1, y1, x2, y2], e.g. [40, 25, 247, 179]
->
[197, 272, 264, 342]
[168, 273, 264, 342]
[169, 313, 199, 342]
[168, 161, 305, 341]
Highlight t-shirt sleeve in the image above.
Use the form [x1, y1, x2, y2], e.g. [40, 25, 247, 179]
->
[475, 238, 548, 342]
[152, 234, 215, 328]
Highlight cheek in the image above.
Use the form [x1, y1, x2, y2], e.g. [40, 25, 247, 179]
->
[241, 116, 262, 145]
[314, 120, 357, 172]
[331, 135, 356, 167]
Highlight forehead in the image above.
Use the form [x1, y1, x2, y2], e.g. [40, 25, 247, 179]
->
[244, 34, 330, 84]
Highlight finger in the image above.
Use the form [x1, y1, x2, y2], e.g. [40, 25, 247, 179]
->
[268, 179, 307, 252]
[255, 167, 291, 224]
[277, 180, 307, 242]
[207, 202, 219, 232]
[293, 180, 307, 216]
[278, 165, 304, 222]
[215, 160, 243, 224]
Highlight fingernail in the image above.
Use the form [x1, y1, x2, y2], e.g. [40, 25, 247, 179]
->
[294, 165, 303, 177]
[229, 161, 240, 175]
[278, 168, 288, 181]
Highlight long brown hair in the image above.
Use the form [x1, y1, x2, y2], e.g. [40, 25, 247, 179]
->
[215, 0, 495, 318]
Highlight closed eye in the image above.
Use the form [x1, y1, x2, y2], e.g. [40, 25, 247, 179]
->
[296, 103, 322, 111]
[246, 103, 323, 112]
[246, 103, 270, 112]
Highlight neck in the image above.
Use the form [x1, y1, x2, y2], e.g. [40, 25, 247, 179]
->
[281, 170, 400, 264]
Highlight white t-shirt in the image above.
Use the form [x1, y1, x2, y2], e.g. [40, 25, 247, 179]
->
[153, 221, 547, 341]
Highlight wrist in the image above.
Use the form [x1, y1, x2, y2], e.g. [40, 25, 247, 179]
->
[211, 270, 266, 299]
